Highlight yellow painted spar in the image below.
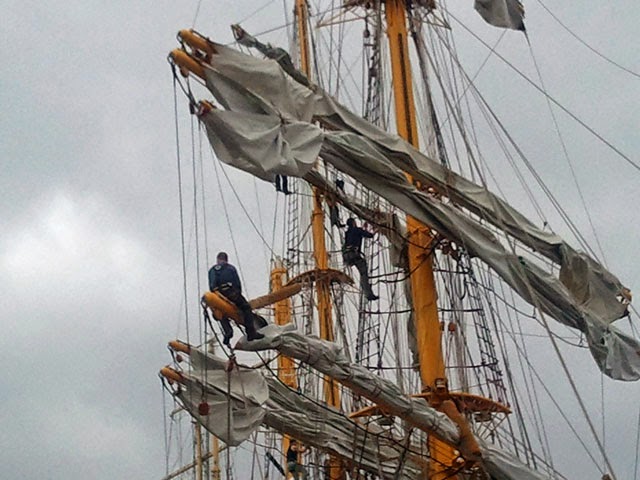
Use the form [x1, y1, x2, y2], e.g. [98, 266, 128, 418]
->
[384, 1, 458, 477]
[169, 49, 205, 79]
[271, 263, 299, 473]
[202, 283, 303, 325]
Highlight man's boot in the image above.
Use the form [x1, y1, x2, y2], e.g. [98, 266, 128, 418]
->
[221, 319, 234, 346]
[244, 316, 265, 342]
[252, 313, 268, 329]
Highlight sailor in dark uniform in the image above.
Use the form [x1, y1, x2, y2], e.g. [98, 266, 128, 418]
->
[343, 218, 378, 301]
[208, 251, 264, 343]
[286, 440, 308, 480]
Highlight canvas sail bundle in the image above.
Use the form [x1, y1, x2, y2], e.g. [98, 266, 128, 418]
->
[176, 366, 267, 446]
[183, 344, 424, 479]
[173, 338, 548, 479]
[193, 42, 639, 381]
[238, 325, 549, 480]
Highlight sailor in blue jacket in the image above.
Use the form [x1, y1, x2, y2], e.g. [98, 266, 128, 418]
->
[343, 218, 378, 301]
[209, 252, 264, 343]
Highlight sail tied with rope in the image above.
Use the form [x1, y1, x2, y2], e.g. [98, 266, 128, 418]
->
[173, 34, 638, 381]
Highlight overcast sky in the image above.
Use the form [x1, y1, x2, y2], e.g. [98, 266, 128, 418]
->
[1, 1, 638, 479]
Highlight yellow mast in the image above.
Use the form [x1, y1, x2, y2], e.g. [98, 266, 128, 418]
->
[194, 422, 204, 480]
[384, 1, 457, 478]
[270, 262, 298, 473]
[210, 436, 221, 480]
[295, 1, 343, 478]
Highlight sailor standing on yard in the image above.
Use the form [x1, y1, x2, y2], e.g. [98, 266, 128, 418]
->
[208, 252, 264, 343]
[343, 218, 378, 301]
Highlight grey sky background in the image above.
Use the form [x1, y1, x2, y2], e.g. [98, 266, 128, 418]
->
[1, 1, 638, 479]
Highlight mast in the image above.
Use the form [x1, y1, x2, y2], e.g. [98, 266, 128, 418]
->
[270, 262, 298, 471]
[294, 1, 343, 478]
[194, 423, 204, 480]
[384, 1, 457, 478]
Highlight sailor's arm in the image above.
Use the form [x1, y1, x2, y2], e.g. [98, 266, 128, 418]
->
[229, 265, 242, 291]
[359, 227, 374, 239]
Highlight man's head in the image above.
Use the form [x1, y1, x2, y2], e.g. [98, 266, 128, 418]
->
[346, 218, 356, 228]
[216, 251, 229, 264]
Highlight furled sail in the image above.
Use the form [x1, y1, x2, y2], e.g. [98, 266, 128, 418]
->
[179, 343, 424, 479]
[170, 336, 547, 479]
[194, 41, 639, 380]
[237, 325, 549, 480]
[176, 356, 268, 446]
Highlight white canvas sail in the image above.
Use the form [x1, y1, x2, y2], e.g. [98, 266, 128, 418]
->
[190, 43, 638, 379]
[474, 0, 526, 31]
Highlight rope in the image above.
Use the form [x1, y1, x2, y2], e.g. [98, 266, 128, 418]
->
[425, 22, 599, 258]
[533, 0, 640, 79]
[173, 73, 191, 345]
[209, 147, 248, 293]
[190, 115, 204, 344]
[226, 355, 234, 480]
[526, 37, 608, 265]
[191, 0, 203, 28]
[197, 128, 211, 277]
[634, 406, 640, 480]
[253, 176, 270, 268]
[445, 9, 640, 174]
[235, 0, 277, 25]
[600, 372, 606, 470]
[413, 25, 615, 469]
[214, 157, 277, 258]
[162, 381, 170, 475]
[495, 312, 608, 472]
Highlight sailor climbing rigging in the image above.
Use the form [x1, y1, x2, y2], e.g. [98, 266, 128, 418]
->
[343, 218, 378, 301]
[286, 440, 308, 480]
[208, 251, 265, 342]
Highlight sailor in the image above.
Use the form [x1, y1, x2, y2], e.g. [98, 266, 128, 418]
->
[343, 218, 378, 301]
[286, 440, 308, 480]
[208, 252, 264, 343]
[329, 178, 345, 228]
[275, 174, 291, 195]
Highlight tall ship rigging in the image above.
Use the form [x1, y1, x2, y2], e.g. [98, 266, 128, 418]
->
[158, 1, 640, 479]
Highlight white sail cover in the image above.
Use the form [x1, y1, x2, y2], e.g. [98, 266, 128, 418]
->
[237, 325, 550, 480]
[176, 347, 268, 446]
[174, 339, 548, 479]
[194, 43, 639, 381]
[182, 343, 424, 479]
[474, 0, 526, 31]
[203, 110, 322, 182]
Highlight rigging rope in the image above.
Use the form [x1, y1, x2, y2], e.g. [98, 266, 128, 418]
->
[495, 311, 609, 473]
[191, 0, 203, 28]
[634, 406, 640, 480]
[445, 9, 640, 174]
[204, 136, 277, 260]
[162, 380, 170, 475]
[236, 0, 277, 25]
[533, 0, 640, 79]
[525, 37, 608, 265]
[190, 115, 204, 344]
[427, 22, 601, 258]
[173, 72, 191, 346]
[411, 25, 615, 468]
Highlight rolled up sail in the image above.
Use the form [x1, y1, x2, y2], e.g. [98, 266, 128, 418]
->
[237, 325, 549, 480]
[201, 41, 630, 323]
[173, 343, 424, 479]
[171, 338, 547, 479]
[191, 41, 638, 380]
